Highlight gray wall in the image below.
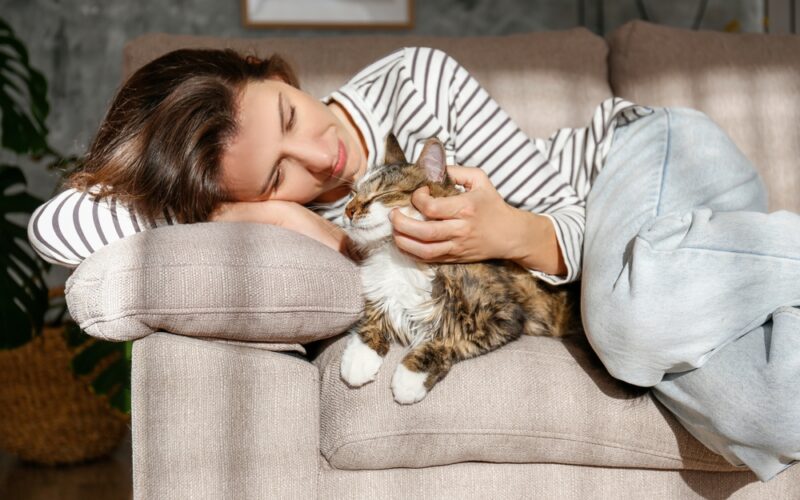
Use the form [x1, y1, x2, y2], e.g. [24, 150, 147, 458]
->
[1, 0, 763, 286]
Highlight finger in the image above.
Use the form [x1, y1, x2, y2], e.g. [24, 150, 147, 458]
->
[390, 209, 462, 242]
[412, 188, 473, 220]
[444, 165, 488, 190]
[411, 186, 456, 219]
[393, 231, 455, 261]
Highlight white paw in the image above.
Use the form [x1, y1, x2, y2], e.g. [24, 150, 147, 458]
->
[340, 334, 384, 387]
[391, 364, 429, 404]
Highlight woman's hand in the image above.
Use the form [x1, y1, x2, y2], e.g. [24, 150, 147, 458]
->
[210, 200, 354, 259]
[388, 165, 526, 263]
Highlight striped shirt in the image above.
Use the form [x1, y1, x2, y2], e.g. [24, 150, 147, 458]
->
[27, 46, 654, 285]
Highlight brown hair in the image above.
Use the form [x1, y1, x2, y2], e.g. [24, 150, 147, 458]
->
[65, 48, 300, 224]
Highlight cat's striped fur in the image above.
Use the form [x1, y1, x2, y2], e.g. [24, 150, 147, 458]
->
[340, 135, 584, 404]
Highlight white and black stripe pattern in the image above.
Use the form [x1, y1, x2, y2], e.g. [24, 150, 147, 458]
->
[314, 47, 653, 285]
[28, 46, 653, 279]
[28, 187, 175, 269]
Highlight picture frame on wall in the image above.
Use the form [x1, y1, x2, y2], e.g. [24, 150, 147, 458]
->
[242, 0, 415, 30]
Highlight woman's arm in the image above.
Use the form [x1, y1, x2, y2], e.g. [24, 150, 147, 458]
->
[389, 164, 566, 277]
[28, 187, 173, 268]
[211, 200, 356, 260]
[384, 47, 582, 284]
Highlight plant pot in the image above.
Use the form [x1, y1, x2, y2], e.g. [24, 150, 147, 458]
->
[0, 323, 129, 465]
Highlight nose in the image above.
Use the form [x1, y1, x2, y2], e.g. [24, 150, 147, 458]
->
[286, 133, 336, 173]
[344, 202, 355, 220]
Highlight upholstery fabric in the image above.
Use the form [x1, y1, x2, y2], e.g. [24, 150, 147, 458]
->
[607, 20, 800, 213]
[132, 332, 320, 499]
[65, 222, 363, 344]
[312, 333, 739, 472]
[318, 458, 800, 500]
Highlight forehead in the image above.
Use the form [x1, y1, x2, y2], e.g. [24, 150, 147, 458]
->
[220, 80, 282, 192]
[236, 80, 282, 135]
[355, 163, 422, 192]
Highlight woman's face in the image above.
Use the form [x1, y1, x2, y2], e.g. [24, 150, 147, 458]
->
[221, 78, 368, 205]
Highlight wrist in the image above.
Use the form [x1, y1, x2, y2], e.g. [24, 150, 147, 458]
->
[508, 209, 567, 277]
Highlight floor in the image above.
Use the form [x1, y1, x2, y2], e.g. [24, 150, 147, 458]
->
[0, 429, 132, 499]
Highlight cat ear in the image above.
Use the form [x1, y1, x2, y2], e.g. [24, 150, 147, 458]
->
[416, 138, 446, 183]
[383, 133, 407, 165]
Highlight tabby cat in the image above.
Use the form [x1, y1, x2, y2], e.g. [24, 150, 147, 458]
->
[339, 135, 583, 405]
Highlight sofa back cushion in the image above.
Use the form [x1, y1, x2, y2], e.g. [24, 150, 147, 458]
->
[122, 29, 613, 140]
[608, 20, 800, 213]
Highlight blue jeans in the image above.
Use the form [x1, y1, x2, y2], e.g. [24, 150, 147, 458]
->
[582, 106, 800, 481]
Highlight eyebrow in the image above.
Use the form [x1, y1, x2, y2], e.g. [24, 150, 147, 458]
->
[258, 92, 285, 196]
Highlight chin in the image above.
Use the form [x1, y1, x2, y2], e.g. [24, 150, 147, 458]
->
[347, 220, 393, 248]
[346, 204, 423, 253]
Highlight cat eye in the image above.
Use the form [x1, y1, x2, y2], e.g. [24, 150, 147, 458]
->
[367, 190, 405, 204]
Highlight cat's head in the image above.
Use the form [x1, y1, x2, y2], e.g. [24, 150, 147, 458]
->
[343, 134, 461, 252]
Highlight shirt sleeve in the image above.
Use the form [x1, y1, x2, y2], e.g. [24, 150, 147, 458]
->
[27, 186, 176, 269]
[405, 47, 585, 285]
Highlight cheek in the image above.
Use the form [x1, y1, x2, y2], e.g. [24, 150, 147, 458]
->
[367, 201, 393, 222]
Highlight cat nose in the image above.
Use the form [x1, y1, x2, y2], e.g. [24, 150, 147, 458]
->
[344, 203, 354, 220]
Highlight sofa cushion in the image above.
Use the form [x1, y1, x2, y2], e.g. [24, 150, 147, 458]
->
[123, 29, 612, 140]
[608, 20, 800, 214]
[312, 333, 741, 472]
[66, 222, 363, 344]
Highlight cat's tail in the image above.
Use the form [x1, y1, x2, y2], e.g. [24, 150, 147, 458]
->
[531, 279, 583, 338]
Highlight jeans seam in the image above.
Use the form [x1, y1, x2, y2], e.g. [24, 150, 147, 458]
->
[655, 108, 672, 218]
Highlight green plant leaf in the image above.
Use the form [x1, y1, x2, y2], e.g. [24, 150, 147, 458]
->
[0, 22, 50, 156]
[65, 326, 132, 415]
[64, 322, 89, 348]
[0, 162, 26, 190]
[71, 340, 120, 375]
[91, 358, 127, 395]
[109, 386, 130, 414]
[0, 164, 48, 349]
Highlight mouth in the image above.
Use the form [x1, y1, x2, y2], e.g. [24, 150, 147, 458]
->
[352, 221, 381, 231]
[331, 139, 346, 178]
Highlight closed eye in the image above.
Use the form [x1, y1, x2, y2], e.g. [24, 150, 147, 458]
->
[368, 190, 406, 203]
[287, 105, 296, 131]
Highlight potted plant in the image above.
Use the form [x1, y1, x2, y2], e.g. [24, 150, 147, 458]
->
[0, 17, 130, 465]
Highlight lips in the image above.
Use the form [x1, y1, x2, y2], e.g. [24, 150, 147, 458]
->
[331, 139, 346, 178]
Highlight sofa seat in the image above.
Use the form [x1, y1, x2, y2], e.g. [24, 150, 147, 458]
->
[312, 333, 743, 472]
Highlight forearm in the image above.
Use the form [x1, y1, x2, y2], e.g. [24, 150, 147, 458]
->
[507, 209, 567, 277]
[211, 200, 355, 260]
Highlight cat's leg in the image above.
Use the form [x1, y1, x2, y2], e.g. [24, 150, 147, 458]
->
[391, 339, 453, 404]
[391, 276, 528, 404]
[340, 302, 391, 388]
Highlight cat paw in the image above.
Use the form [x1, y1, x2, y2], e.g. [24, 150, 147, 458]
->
[391, 364, 429, 404]
[340, 334, 384, 387]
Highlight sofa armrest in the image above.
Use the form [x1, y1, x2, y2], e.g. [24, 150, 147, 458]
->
[131, 331, 319, 499]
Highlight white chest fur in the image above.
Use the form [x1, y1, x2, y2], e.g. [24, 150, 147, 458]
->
[359, 245, 438, 347]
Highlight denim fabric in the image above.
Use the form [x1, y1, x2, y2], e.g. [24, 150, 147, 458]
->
[582, 107, 800, 481]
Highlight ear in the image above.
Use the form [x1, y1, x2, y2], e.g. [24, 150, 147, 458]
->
[383, 133, 407, 165]
[416, 138, 447, 183]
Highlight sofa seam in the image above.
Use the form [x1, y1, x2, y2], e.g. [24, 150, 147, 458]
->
[325, 428, 731, 468]
[72, 262, 358, 276]
[151, 332, 320, 372]
[79, 306, 363, 328]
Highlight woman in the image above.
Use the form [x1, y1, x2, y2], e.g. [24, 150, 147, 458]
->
[28, 47, 798, 481]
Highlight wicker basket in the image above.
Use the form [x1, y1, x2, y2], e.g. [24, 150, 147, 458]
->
[0, 287, 129, 465]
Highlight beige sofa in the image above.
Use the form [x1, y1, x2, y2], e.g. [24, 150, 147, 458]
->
[64, 21, 800, 498]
